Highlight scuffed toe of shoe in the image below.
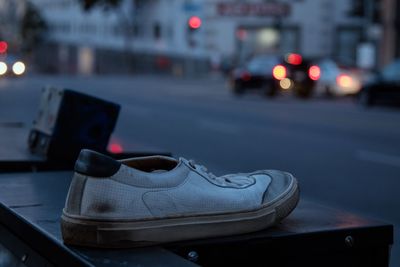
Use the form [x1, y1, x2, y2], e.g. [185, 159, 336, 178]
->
[258, 170, 296, 204]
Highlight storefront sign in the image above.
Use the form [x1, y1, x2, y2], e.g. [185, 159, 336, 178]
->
[217, 2, 290, 17]
[182, 3, 201, 12]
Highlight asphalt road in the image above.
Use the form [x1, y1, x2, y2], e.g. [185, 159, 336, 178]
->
[1, 74, 399, 265]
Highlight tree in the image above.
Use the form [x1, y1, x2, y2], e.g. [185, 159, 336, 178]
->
[79, 0, 123, 11]
[0, 0, 20, 48]
[0, 0, 47, 54]
[77, 0, 134, 41]
[77, 0, 136, 70]
[20, 2, 47, 53]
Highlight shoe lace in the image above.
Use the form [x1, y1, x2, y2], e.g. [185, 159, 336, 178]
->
[188, 159, 238, 186]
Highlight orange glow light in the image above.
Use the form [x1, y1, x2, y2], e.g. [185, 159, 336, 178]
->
[272, 65, 287, 80]
[337, 74, 353, 88]
[280, 78, 292, 90]
[308, 65, 321, 81]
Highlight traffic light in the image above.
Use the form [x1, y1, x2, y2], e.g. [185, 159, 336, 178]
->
[187, 16, 202, 47]
[348, 0, 382, 23]
[188, 16, 202, 30]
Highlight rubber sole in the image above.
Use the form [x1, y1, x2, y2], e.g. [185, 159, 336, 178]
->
[61, 178, 299, 248]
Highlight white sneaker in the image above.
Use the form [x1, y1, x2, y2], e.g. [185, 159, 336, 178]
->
[61, 149, 299, 247]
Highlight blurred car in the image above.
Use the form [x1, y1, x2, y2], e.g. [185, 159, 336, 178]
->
[230, 55, 280, 96]
[230, 53, 320, 98]
[0, 54, 27, 77]
[358, 59, 400, 107]
[271, 53, 320, 98]
[314, 59, 363, 97]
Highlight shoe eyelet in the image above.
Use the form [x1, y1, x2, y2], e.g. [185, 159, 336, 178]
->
[188, 161, 196, 169]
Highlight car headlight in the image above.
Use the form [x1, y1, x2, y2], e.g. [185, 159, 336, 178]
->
[12, 61, 25, 75]
[337, 74, 353, 88]
[0, 62, 7, 75]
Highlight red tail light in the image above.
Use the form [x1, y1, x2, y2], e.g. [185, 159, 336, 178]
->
[0, 41, 7, 54]
[241, 72, 251, 81]
[287, 53, 302, 65]
[308, 65, 321, 81]
[272, 65, 287, 80]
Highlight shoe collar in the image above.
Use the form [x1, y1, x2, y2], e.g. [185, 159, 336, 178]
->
[120, 155, 179, 173]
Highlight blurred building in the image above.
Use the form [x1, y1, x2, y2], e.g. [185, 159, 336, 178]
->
[0, 0, 27, 52]
[380, 0, 400, 66]
[30, 0, 384, 74]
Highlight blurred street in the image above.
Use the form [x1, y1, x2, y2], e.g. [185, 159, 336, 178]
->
[1, 74, 400, 264]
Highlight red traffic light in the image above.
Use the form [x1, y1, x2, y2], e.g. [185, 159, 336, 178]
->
[188, 16, 202, 29]
[0, 41, 8, 54]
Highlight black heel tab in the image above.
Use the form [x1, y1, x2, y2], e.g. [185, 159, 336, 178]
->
[74, 149, 121, 177]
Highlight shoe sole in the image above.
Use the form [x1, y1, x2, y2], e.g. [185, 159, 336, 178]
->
[61, 175, 299, 248]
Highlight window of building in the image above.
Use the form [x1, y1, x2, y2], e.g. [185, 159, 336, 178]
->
[113, 25, 122, 36]
[335, 26, 363, 66]
[381, 61, 400, 81]
[280, 27, 300, 54]
[133, 23, 142, 37]
[167, 24, 174, 43]
[154, 22, 161, 40]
